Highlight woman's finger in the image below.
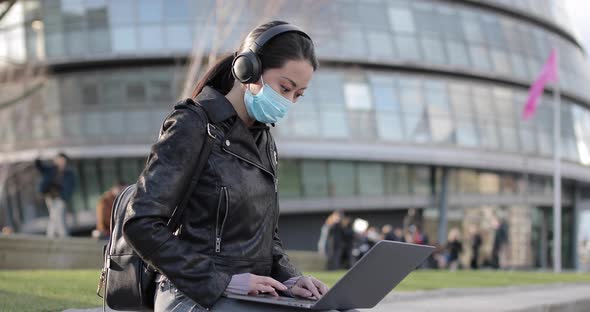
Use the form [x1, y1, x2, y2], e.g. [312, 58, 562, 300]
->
[301, 276, 322, 299]
[259, 276, 288, 292]
[254, 284, 279, 297]
[310, 277, 329, 295]
[290, 285, 313, 298]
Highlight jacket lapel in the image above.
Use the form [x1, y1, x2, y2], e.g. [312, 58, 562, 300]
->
[223, 118, 269, 174]
[196, 86, 274, 177]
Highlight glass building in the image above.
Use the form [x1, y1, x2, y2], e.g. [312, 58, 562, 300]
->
[1, 0, 590, 270]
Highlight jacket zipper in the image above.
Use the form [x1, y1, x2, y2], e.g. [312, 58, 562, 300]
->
[265, 131, 279, 193]
[221, 147, 278, 192]
[215, 186, 229, 253]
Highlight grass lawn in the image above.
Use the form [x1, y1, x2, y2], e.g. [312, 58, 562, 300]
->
[1, 269, 590, 312]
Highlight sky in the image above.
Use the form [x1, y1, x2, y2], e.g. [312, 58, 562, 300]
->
[565, 0, 590, 57]
[564, 1, 590, 242]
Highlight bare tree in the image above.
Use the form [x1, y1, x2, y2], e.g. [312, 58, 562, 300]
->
[179, 0, 297, 99]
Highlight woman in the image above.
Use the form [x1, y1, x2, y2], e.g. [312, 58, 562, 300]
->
[123, 21, 328, 311]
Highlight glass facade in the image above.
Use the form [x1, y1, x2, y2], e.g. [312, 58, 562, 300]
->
[1, 0, 589, 99]
[0, 157, 556, 226]
[479, 0, 574, 34]
[2, 66, 589, 165]
[0, 0, 589, 269]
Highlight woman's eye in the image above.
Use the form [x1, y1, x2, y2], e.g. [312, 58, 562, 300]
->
[281, 86, 291, 93]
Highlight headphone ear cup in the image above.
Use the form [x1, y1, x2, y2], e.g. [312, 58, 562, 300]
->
[231, 51, 261, 84]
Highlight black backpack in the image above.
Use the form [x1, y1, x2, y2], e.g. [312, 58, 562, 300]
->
[97, 100, 216, 311]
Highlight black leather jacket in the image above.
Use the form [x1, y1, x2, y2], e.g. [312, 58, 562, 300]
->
[122, 86, 301, 309]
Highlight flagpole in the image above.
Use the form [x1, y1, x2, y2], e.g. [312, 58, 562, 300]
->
[553, 50, 562, 273]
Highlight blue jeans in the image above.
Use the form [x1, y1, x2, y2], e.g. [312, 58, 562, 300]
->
[155, 275, 208, 312]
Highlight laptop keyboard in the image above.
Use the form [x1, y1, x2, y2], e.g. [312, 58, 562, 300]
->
[258, 294, 317, 303]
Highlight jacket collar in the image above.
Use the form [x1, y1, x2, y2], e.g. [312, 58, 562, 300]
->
[195, 86, 237, 123]
[195, 86, 275, 177]
[196, 86, 275, 128]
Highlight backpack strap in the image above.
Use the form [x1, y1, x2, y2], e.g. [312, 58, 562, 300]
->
[166, 99, 215, 231]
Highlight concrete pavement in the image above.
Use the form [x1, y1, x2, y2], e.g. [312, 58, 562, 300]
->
[359, 283, 590, 312]
[65, 283, 590, 312]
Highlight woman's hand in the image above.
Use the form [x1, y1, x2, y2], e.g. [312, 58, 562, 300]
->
[288, 275, 329, 300]
[247, 274, 288, 297]
[226, 273, 288, 297]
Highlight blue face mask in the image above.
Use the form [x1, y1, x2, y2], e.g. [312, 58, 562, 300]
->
[244, 77, 293, 124]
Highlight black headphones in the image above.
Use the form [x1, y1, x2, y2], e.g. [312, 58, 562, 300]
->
[231, 23, 311, 84]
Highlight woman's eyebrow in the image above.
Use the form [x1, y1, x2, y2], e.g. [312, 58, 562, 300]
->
[281, 76, 298, 88]
[281, 76, 307, 90]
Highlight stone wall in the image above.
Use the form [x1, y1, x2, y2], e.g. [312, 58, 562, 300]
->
[0, 234, 326, 271]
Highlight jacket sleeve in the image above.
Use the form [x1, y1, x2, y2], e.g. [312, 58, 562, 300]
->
[270, 141, 302, 282]
[62, 170, 76, 202]
[122, 105, 231, 309]
[34, 158, 50, 174]
[271, 222, 303, 282]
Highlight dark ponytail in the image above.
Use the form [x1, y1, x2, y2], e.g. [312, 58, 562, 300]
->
[191, 53, 235, 98]
[191, 20, 318, 99]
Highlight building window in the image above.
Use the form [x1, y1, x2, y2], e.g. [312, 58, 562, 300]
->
[395, 34, 421, 60]
[446, 41, 471, 67]
[421, 37, 447, 65]
[388, 7, 416, 33]
[139, 25, 164, 51]
[81, 160, 102, 211]
[384, 164, 409, 194]
[409, 166, 430, 195]
[367, 31, 394, 57]
[278, 159, 302, 198]
[358, 162, 384, 196]
[108, 0, 136, 26]
[111, 26, 137, 52]
[371, 75, 404, 141]
[425, 80, 454, 144]
[138, 0, 163, 23]
[345, 81, 375, 140]
[400, 78, 429, 143]
[301, 160, 329, 198]
[127, 81, 147, 104]
[328, 161, 356, 197]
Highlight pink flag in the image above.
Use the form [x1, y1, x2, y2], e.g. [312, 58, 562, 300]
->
[522, 48, 558, 120]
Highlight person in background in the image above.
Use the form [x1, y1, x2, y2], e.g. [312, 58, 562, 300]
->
[382, 224, 395, 241]
[403, 208, 422, 234]
[469, 225, 482, 269]
[491, 216, 509, 269]
[409, 224, 425, 245]
[404, 229, 415, 244]
[446, 228, 463, 271]
[35, 152, 76, 238]
[340, 217, 355, 269]
[366, 227, 381, 249]
[326, 211, 344, 270]
[318, 211, 339, 258]
[1, 226, 13, 235]
[93, 180, 126, 240]
[394, 227, 405, 242]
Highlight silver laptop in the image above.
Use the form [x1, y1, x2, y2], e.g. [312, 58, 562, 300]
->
[222, 240, 434, 310]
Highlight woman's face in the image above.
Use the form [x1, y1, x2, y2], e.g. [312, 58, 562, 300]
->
[247, 59, 314, 103]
